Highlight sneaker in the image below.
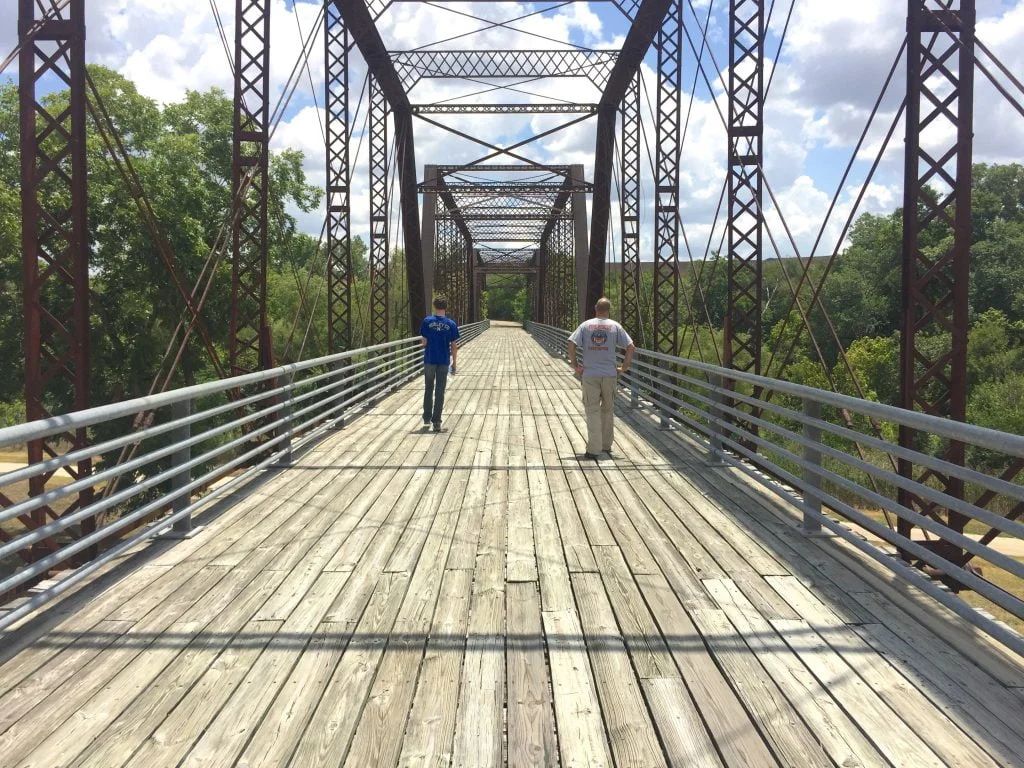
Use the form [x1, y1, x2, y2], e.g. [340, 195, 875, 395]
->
[583, 452, 600, 460]
[432, 422, 442, 433]
[603, 447, 613, 455]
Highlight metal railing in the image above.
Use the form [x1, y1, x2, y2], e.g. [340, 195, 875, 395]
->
[0, 320, 489, 633]
[527, 321, 1024, 656]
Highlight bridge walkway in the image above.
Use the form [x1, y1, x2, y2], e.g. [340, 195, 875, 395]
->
[1, 325, 1023, 767]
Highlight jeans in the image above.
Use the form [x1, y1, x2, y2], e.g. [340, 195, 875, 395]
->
[423, 363, 449, 424]
[581, 376, 617, 454]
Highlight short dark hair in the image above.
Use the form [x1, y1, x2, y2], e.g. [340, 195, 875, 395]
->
[433, 295, 448, 310]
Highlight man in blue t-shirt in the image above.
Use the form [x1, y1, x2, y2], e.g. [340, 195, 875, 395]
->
[419, 296, 461, 432]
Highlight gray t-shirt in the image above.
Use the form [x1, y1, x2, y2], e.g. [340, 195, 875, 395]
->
[568, 318, 634, 378]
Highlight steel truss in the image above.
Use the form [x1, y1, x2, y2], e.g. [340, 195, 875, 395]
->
[326, 4, 352, 353]
[412, 104, 598, 115]
[230, 0, 272, 374]
[620, 73, 642, 341]
[15, 0, 93, 562]
[725, 0, 764, 375]
[392, 50, 618, 91]
[652, 0, 682, 355]
[369, 75, 390, 344]
[435, 217, 471, 323]
[899, 0, 976, 570]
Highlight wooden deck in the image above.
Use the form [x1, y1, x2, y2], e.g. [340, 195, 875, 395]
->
[2, 324, 1023, 768]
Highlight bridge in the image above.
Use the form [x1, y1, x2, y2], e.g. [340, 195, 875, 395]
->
[1, 323, 1022, 767]
[3, 0, 1024, 765]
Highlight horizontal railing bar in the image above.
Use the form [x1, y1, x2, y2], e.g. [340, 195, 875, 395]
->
[0, 345, 427, 553]
[0, 336, 423, 449]
[621, 360, 1024, 542]
[0, 436, 293, 635]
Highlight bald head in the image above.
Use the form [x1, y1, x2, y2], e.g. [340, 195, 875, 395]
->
[595, 297, 612, 317]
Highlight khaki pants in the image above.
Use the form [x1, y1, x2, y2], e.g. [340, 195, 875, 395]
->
[581, 376, 617, 454]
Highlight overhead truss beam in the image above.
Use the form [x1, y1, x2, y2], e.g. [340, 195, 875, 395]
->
[392, 49, 617, 90]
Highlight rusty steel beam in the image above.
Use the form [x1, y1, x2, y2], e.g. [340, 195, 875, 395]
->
[334, 0, 427, 333]
[620, 73, 641, 341]
[326, 3, 353, 352]
[230, 0, 272, 374]
[725, 0, 764, 375]
[588, 0, 673, 315]
[368, 74, 390, 344]
[17, 0, 93, 561]
[653, 0, 682, 355]
[898, 0, 976, 571]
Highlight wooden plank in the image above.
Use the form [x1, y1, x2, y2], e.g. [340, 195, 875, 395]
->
[233, 621, 354, 768]
[506, 582, 557, 768]
[635, 571, 779, 768]
[288, 572, 410, 767]
[120, 618, 285, 768]
[342, 464, 467, 768]
[0, 563, 170, 678]
[179, 571, 351, 768]
[690, 606, 834, 767]
[0, 564, 231, 765]
[543, 609, 613, 768]
[506, 468, 538, 582]
[591, 545, 677, 679]
[71, 571, 288, 768]
[850, 620, 1024, 767]
[17, 569, 285, 768]
[702, 578, 887, 768]
[524, 404, 575, 612]
[641, 678, 723, 768]
[398, 569, 474, 768]
[572, 572, 668, 768]
[534, 392, 597, 574]
[452, 474, 507, 768]
[772, 618, 946, 767]
[586, 475, 659, 575]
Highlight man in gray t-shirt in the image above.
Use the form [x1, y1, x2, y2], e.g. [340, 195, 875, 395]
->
[567, 297, 636, 459]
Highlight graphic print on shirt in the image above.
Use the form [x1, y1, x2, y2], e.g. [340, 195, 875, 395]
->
[589, 326, 610, 351]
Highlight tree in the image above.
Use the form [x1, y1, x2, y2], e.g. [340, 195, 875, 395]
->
[0, 67, 322, 408]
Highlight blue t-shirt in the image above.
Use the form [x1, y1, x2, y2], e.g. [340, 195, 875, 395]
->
[420, 315, 460, 365]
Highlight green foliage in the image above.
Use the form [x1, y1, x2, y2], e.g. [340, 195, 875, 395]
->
[0, 67, 324, 408]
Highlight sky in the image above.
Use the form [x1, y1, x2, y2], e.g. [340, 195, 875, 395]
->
[3, 0, 1024, 262]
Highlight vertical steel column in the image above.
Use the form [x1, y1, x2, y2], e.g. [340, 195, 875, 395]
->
[17, 0, 92, 558]
[620, 73, 642, 341]
[653, 0, 682, 355]
[368, 75, 390, 344]
[572, 164, 590, 321]
[230, 0, 271, 374]
[326, 2, 352, 353]
[421, 165, 438, 305]
[725, 0, 764, 375]
[899, 0, 976, 567]
[537, 244, 548, 324]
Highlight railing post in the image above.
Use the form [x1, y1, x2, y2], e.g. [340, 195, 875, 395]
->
[709, 373, 725, 462]
[278, 383, 293, 465]
[801, 397, 824, 535]
[169, 398, 194, 537]
[659, 368, 670, 430]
